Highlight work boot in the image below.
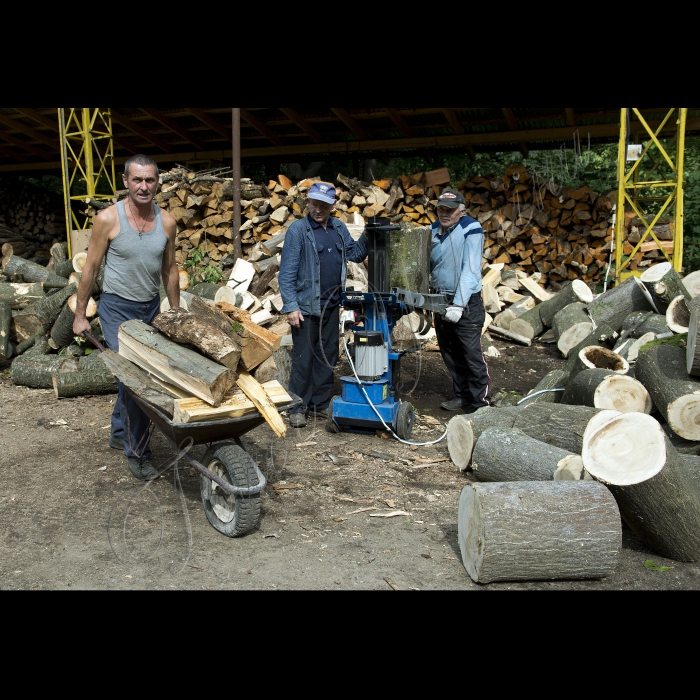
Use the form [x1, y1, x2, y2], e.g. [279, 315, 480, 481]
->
[441, 398, 471, 412]
[289, 413, 308, 429]
[127, 458, 159, 482]
[109, 433, 124, 451]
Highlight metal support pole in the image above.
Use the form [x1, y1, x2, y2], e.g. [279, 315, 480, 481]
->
[232, 108, 242, 261]
[675, 108, 688, 272]
[615, 108, 628, 286]
[58, 108, 73, 258]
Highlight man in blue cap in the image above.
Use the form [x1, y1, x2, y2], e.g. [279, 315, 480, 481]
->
[430, 188, 493, 413]
[279, 182, 369, 428]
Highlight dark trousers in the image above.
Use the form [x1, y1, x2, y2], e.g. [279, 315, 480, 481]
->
[434, 292, 492, 409]
[288, 306, 340, 415]
[98, 293, 161, 459]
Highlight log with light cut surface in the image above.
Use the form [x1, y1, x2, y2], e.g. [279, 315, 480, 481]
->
[666, 295, 690, 334]
[1, 255, 68, 289]
[508, 306, 543, 341]
[538, 280, 594, 328]
[640, 262, 691, 314]
[586, 276, 650, 332]
[0, 283, 45, 310]
[12, 284, 77, 341]
[552, 302, 594, 357]
[583, 412, 700, 562]
[553, 455, 592, 481]
[519, 277, 552, 303]
[566, 345, 629, 389]
[562, 369, 651, 414]
[72, 251, 88, 273]
[10, 355, 79, 389]
[458, 481, 622, 584]
[117, 320, 237, 407]
[682, 270, 700, 299]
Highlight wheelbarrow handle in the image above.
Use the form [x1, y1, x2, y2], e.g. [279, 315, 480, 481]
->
[82, 331, 107, 354]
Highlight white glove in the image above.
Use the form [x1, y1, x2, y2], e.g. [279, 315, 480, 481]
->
[445, 306, 463, 324]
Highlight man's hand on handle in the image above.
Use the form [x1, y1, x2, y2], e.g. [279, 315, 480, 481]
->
[288, 311, 305, 328]
[73, 316, 92, 338]
[445, 306, 464, 324]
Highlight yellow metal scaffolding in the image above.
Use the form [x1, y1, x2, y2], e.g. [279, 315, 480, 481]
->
[58, 108, 117, 257]
[615, 108, 687, 285]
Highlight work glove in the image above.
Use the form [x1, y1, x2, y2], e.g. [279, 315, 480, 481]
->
[445, 306, 463, 324]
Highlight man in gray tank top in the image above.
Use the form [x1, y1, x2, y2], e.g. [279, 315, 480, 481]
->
[73, 155, 180, 481]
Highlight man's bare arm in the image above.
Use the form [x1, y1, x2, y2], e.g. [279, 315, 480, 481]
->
[161, 210, 180, 311]
[72, 208, 115, 337]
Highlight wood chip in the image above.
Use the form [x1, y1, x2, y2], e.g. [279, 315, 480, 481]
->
[384, 577, 401, 591]
[370, 511, 411, 519]
[348, 507, 381, 515]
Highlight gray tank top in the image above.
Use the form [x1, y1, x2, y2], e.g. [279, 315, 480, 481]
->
[102, 200, 168, 302]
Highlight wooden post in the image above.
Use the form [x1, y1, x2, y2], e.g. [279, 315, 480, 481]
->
[232, 107, 242, 262]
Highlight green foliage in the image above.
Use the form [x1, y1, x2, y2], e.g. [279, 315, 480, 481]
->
[18, 174, 64, 195]
[183, 246, 226, 286]
[231, 322, 244, 334]
[644, 560, 673, 572]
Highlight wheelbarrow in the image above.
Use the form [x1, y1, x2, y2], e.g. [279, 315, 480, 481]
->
[84, 332, 301, 538]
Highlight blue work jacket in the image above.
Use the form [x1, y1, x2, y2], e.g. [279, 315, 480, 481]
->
[279, 215, 369, 317]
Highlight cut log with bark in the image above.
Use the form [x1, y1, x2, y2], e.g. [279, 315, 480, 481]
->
[682, 270, 700, 299]
[553, 303, 594, 357]
[583, 412, 700, 562]
[152, 308, 242, 372]
[1, 255, 69, 289]
[50, 294, 97, 349]
[486, 324, 532, 347]
[538, 280, 594, 328]
[235, 370, 287, 437]
[12, 284, 77, 341]
[52, 368, 118, 398]
[687, 298, 700, 377]
[553, 456, 591, 481]
[562, 369, 651, 414]
[189, 283, 222, 301]
[566, 346, 630, 389]
[99, 350, 176, 418]
[15, 328, 48, 356]
[173, 381, 292, 424]
[72, 252, 88, 273]
[0, 283, 45, 310]
[117, 320, 238, 407]
[585, 276, 650, 332]
[458, 481, 622, 584]
[508, 306, 543, 341]
[446, 407, 522, 471]
[10, 355, 79, 389]
[522, 369, 567, 406]
[637, 344, 700, 441]
[0, 302, 10, 362]
[472, 427, 577, 482]
[640, 262, 691, 314]
[621, 311, 670, 339]
[667, 295, 690, 334]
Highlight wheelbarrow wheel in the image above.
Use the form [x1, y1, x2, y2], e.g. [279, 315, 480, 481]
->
[201, 445, 262, 538]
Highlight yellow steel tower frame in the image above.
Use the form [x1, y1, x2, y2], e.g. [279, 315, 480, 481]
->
[615, 108, 687, 285]
[58, 108, 117, 257]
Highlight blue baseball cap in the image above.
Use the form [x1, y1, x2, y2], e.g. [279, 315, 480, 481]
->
[308, 182, 337, 205]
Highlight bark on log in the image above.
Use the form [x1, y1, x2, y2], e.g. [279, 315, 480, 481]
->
[15, 328, 48, 356]
[585, 276, 650, 332]
[117, 320, 237, 407]
[583, 412, 700, 561]
[152, 308, 242, 372]
[667, 296, 690, 334]
[1, 255, 68, 289]
[522, 369, 567, 406]
[50, 295, 97, 349]
[458, 481, 622, 584]
[99, 350, 176, 418]
[24, 336, 50, 357]
[0, 283, 45, 310]
[687, 298, 700, 377]
[562, 369, 652, 414]
[447, 407, 522, 471]
[661, 424, 700, 456]
[10, 355, 79, 389]
[0, 302, 10, 362]
[250, 263, 280, 298]
[12, 285, 77, 341]
[640, 262, 691, 314]
[621, 311, 670, 338]
[539, 280, 594, 328]
[561, 324, 618, 384]
[472, 427, 576, 482]
[189, 283, 222, 301]
[486, 324, 532, 347]
[55, 259, 76, 279]
[508, 306, 543, 340]
[552, 303, 593, 357]
[53, 369, 118, 398]
[566, 346, 629, 389]
[637, 344, 700, 441]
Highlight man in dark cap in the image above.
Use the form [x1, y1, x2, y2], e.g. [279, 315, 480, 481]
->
[279, 182, 369, 428]
[430, 188, 492, 413]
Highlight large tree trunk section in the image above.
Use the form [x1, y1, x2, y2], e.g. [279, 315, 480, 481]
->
[99, 350, 176, 418]
[472, 427, 576, 482]
[189, 283, 221, 301]
[552, 303, 593, 357]
[0, 283, 45, 310]
[50, 243, 66, 268]
[53, 369, 118, 398]
[447, 407, 522, 471]
[50, 295, 97, 349]
[562, 369, 652, 414]
[10, 355, 79, 389]
[666, 296, 690, 334]
[522, 369, 567, 406]
[1, 255, 69, 289]
[566, 346, 630, 389]
[636, 344, 700, 441]
[640, 262, 691, 314]
[561, 324, 618, 384]
[0, 302, 10, 362]
[152, 308, 242, 372]
[513, 403, 614, 455]
[389, 226, 432, 295]
[583, 412, 700, 562]
[661, 424, 700, 456]
[585, 276, 650, 332]
[621, 311, 670, 338]
[687, 298, 700, 377]
[12, 285, 77, 341]
[539, 280, 594, 328]
[458, 481, 622, 584]
[508, 306, 543, 341]
[117, 320, 237, 407]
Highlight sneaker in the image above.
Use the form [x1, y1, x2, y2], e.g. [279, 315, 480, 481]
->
[127, 458, 159, 482]
[289, 414, 308, 429]
[109, 434, 124, 451]
[441, 398, 470, 412]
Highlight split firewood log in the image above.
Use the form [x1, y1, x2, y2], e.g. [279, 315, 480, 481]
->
[552, 303, 593, 357]
[562, 369, 651, 414]
[458, 481, 622, 584]
[10, 355, 79, 389]
[640, 262, 691, 314]
[637, 344, 700, 441]
[583, 412, 700, 562]
[586, 277, 650, 332]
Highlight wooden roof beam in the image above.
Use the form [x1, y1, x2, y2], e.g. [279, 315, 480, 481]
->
[240, 109, 282, 147]
[501, 108, 529, 158]
[442, 109, 476, 159]
[111, 110, 174, 154]
[279, 108, 323, 144]
[330, 108, 368, 141]
[386, 108, 416, 138]
[0, 114, 58, 149]
[139, 108, 208, 152]
[0, 130, 52, 160]
[0, 145, 28, 163]
[185, 108, 232, 141]
[565, 108, 577, 127]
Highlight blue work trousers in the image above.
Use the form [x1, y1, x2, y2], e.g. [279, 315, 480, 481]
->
[98, 293, 161, 459]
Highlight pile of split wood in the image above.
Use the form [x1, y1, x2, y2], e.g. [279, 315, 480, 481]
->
[448, 261, 700, 585]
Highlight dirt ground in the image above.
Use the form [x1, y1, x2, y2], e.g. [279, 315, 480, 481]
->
[1, 341, 699, 591]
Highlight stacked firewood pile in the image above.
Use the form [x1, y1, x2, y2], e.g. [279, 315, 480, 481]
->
[448, 261, 700, 584]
